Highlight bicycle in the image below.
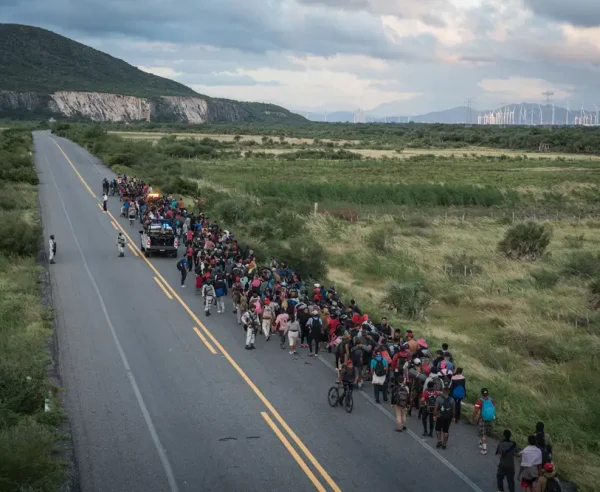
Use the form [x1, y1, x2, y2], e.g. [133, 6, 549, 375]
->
[328, 382, 354, 413]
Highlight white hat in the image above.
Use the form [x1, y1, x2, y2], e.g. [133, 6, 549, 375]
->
[314, 283, 321, 288]
[413, 358, 422, 365]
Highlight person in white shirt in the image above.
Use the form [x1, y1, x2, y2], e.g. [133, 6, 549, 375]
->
[48, 235, 56, 264]
[518, 435, 542, 491]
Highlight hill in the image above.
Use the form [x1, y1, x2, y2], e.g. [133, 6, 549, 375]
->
[0, 24, 197, 98]
[0, 24, 304, 124]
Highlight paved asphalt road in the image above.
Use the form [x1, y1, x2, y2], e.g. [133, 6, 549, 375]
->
[34, 130, 500, 492]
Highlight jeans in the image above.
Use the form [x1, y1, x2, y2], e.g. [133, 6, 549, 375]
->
[455, 398, 463, 421]
[311, 331, 321, 354]
[496, 465, 515, 492]
[180, 269, 187, 286]
[374, 384, 388, 402]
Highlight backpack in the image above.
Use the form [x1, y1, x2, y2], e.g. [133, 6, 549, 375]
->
[311, 317, 322, 332]
[176, 260, 183, 271]
[481, 398, 496, 422]
[545, 478, 561, 492]
[374, 358, 386, 377]
[452, 384, 465, 399]
[432, 376, 444, 392]
[396, 386, 409, 407]
[439, 397, 454, 419]
[427, 392, 437, 414]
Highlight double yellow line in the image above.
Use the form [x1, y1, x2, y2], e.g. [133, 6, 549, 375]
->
[48, 136, 341, 492]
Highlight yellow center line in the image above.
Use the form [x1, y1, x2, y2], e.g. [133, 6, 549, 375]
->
[49, 137, 96, 198]
[98, 203, 104, 211]
[127, 243, 139, 257]
[193, 327, 217, 355]
[110, 221, 119, 230]
[52, 137, 342, 492]
[261, 412, 326, 492]
[153, 277, 173, 300]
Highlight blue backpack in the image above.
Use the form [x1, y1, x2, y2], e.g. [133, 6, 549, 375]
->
[481, 398, 496, 422]
[452, 384, 465, 399]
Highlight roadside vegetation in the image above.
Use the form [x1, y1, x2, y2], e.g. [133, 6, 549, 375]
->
[53, 122, 600, 491]
[0, 129, 64, 491]
[104, 120, 600, 154]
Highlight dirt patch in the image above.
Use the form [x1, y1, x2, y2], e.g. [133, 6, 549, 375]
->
[509, 166, 597, 172]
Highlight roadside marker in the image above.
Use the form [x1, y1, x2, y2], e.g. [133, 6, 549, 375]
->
[193, 327, 217, 355]
[153, 276, 173, 300]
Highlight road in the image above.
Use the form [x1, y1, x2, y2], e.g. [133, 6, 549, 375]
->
[35, 130, 499, 492]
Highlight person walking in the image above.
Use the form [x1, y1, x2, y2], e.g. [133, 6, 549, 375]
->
[450, 367, 466, 422]
[285, 313, 300, 355]
[116, 232, 126, 257]
[471, 387, 496, 455]
[391, 379, 410, 432]
[420, 381, 438, 437]
[177, 257, 188, 288]
[518, 435, 542, 491]
[371, 349, 388, 403]
[307, 310, 323, 356]
[275, 309, 289, 350]
[433, 386, 455, 449]
[201, 279, 216, 316]
[102, 193, 108, 212]
[496, 429, 519, 492]
[242, 304, 260, 350]
[48, 235, 57, 264]
[261, 298, 275, 341]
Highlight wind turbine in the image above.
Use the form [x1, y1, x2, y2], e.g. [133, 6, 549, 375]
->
[566, 100, 570, 125]
[538, 104, 543, 125]
[595, 104, 599, 126]
[551, 103, 555, 126]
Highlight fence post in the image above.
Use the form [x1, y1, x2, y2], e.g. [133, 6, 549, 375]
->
[314, 202, 318, 217]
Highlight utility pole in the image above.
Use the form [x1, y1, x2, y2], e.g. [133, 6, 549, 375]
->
[464, 98, 473, 126]
[542, 91, 554, 126]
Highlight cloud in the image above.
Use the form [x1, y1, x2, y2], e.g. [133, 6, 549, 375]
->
[138, 66, 183, 79]
[478, 77, 573, 102]
[524, 0, 600, 28]
[3, 0, 600, 112]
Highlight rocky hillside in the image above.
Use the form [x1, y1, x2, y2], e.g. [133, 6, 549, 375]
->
[0, 24, 304, 123]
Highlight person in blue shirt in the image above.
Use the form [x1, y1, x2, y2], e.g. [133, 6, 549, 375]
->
[370, 349, 389, 403]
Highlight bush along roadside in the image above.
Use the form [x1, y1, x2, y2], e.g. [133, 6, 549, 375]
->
[0, 129, 65, 492]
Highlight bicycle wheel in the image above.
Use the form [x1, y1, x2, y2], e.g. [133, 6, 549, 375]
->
[328, 387, 340, 407]
[344, 392, 354, 413]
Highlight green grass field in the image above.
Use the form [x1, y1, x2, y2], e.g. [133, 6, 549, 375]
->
[55, 123, 600, 491]
[0, 130, 64, 492]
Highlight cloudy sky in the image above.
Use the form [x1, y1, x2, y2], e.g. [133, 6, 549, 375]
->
[4, 0, 600, 115]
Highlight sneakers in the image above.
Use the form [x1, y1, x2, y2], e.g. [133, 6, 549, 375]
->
[480, 450, 487, 455]
[436, 442, 443, 448]
[442, 444, 447, 450]
[289, 350, 294, 355]
[478, 441, 483, 449]
[181, 285, 186, 288]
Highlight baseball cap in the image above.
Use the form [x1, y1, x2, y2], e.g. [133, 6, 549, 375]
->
[482, 388, 489, 396]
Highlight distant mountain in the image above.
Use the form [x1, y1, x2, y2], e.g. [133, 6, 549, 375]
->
[0, 23, 305, 123]
[304, 103, 595, 125]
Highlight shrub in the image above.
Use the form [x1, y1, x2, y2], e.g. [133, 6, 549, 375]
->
[366, 226, 393, 252]
[443, 252, 483, 279]
[0, 214, 41, 256]
[247, 218, 280, 241]
[381, 280, 432, 319]
[212, 198, 253, 225]
[564, 234, 585, 249]
[563, 251, 600, 278]
[269, 238, 327, 280]
[531, 268, 560, 289]
[498, 221, 552, 260]
[0, 419, 63, 492]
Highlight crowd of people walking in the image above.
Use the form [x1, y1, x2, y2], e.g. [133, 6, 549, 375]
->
[97, 175, 565, 492]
